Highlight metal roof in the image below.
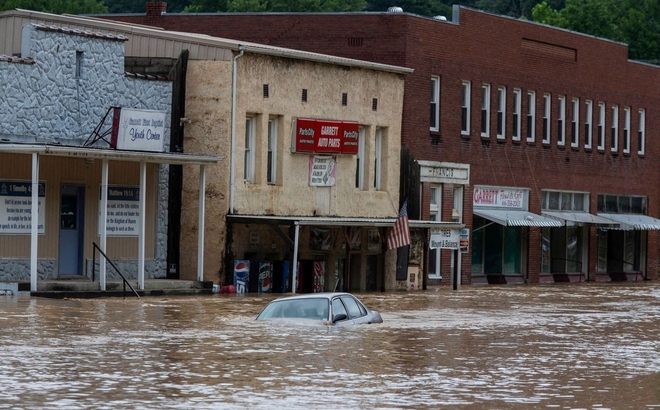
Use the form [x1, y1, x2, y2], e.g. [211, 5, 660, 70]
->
[227, 214, 463, 229]
[598, 213, 660, 230]
[0, 143, 221, 165]
[542, 211, 620, 227]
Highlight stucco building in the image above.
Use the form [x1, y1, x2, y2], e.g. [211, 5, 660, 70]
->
[102, 4, 660, 285]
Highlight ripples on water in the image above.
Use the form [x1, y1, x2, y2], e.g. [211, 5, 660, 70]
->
[1, 283, 660, 409]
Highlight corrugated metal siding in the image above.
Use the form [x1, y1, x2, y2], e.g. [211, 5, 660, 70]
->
[0, 153, 158, 263]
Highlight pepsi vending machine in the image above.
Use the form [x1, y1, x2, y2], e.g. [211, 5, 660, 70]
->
[258, 262, 273, 293]
[233, 260, 249, 294]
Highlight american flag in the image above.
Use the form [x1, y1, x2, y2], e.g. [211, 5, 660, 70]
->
[387, 199, 411, 250]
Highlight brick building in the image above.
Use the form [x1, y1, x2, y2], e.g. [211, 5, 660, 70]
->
[102, 4, 660, 285]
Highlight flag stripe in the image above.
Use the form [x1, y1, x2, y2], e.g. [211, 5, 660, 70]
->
[387, 200, 411, 250]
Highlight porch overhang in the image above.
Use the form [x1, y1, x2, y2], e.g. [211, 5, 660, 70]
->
[597, 213, 660, 230]
[542, 211, 620, 227]
[226, 214, 464, 229]
[474, 209, 562, 227]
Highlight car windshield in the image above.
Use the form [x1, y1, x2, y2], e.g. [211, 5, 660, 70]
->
[257, 298, 330, 321]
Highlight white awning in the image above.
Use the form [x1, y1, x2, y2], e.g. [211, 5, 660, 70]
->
[474, 209, 563, 227]
[598, 213, 660, 230]
[542, 211, 620, 227]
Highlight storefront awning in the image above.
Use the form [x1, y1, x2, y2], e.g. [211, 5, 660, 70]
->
[597, 213, 660, 230]
[542, 211, 620, 227]
[474, 209, 563, 227]
[226, 214, 463, 229]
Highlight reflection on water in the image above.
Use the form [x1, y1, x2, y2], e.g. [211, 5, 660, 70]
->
[1, 283, 660, 409]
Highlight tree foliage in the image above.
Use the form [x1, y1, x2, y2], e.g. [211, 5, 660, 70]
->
[0, 0, 108, 13]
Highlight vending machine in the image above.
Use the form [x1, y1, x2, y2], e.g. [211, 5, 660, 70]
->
[233, 260, 250, 294]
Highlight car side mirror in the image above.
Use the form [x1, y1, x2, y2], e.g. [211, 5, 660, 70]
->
[332, 313, 348, 323]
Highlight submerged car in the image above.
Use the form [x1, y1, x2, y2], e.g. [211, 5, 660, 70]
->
[256, 292, 383, 326]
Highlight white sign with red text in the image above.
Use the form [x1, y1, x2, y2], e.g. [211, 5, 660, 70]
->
[473, 187, 526, 209]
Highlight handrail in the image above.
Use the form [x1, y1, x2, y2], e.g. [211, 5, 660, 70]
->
[92, 242, 140, 298]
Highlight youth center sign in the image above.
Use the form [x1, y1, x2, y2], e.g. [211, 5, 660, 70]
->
[292, 118, 359, 155]
[0, 180, 46, 235]
[111, 107, 166, 152]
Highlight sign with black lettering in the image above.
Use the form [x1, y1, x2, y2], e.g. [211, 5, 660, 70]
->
[429, 228, 460, 249]
[98, 185, 140, 237]
[309, 156, 337, 187]
[0, 180, 46, 235]
[111, 107, 166, 152]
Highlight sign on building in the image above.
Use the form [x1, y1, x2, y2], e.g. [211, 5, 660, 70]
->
[111, 107, 167, 152]
[309, 156, 337, 186]
[98, 186, 140, 236]
[430, 228, 460, 249]
[473, 187, 525, 209]
[292, 118, 359, 155]
[0, 180, 46, 235]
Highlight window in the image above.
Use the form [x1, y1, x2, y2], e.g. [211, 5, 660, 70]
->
[557, 95, 566, 146]
[428, 186, 441, 279]
[542, 190, 587, 212]
[512, 88, 521, 141]
[461, 81, 471, 135]
[597, 194, 647, 214]
[374, 128, 382, 190]
[481, 83, 490, 137]
[597, 102, 605, 150]
[527, 90, 536, 142]
[430, 76, 440, 131]
[244, 116, 255, 183]
[638, 109, 646, 155]
[584, 100, 593, 149]
[267, 118, 277, 185]
[623, 106, 631, 153]
[75, 51, 83, 78]
[542, 93, 551, 143]
[611, 105, 619, 152]
[355, 126, 365, 189]
[497, 86, 506, 139]
[571, 98, 579, 147]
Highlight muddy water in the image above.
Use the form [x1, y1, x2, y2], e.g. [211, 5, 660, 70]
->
[1, 283, 660, 409]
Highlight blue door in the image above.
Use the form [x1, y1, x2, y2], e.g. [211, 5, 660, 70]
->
[58, 185, 85, 276]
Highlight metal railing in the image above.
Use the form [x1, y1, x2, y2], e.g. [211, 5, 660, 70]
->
[92, 242, 140, 298]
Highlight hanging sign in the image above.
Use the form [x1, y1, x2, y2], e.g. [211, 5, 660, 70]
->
[98, 186, 140, 237]
[0, 180, 46, 235]
[429, 228, 460, 249]
[111, 107, 166, 152]
[309, 156, 337, 186]
[292, 118, 359, 155]
[473, 187, 525, 209]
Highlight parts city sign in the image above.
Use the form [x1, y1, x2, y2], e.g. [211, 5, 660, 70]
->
[291, 118, 359, 155]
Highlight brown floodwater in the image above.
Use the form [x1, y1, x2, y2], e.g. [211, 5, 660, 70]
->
[1, 283, 660, 409]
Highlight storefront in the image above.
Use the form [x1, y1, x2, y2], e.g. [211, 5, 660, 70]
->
[471, 186, 562, 284]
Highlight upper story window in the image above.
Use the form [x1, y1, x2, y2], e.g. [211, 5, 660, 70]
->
[267, 117, 278, 185]
[542, 93, 551, 144]
[374, 127, 383, 190]
[512, 88, 521, 141]
[75, 51, 83, 78]
[638, 108, 646, 155]
[244, 116, 256, 183]
[557, 95, 566, 146]
[481, 83, 491, 137]
[526, 90, 536, 142]
[542, 190, 587, 211]
[356, 126, 366, 190]
[598, 194, 647, 214]
[584, 100, 593, 149]
[571, 98, 579, 147]
[597, 102, 606, 150]
[611, 105, 619, 152]
[497, 86, 506, 139]
[623, 106, 631, 154]
[461, 81, 471, 135]
[430, 76, 440, 131]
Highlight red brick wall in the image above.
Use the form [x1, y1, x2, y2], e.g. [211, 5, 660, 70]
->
[102, 6, 660, 282]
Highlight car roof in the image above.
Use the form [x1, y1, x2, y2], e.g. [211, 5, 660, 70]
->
[269, 292, 353, 302]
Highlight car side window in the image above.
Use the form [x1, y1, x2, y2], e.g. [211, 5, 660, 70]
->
[331, 298, 348, 320]
[341, 296, 366, 319]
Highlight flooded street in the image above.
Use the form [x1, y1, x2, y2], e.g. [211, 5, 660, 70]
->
[1, 283, 660, 409]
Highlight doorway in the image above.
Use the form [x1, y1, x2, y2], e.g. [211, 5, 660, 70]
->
[58, 184, 85, 276]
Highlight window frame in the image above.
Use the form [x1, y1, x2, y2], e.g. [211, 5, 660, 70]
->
[355, 126, 366, 190]
[623, 106, 631, 154]
[461, 81, 471, 135]
[496, 86, 506, 139]
[611, 105, 619, 153]
[428, 185, 442, 279]
[584, 100, 593, 149]
[374, 127, 382, 190]
[267, 117, 278, 185]
[597, 102, 606, 150]
[526, 90, 536, 142]
[557, 95, 566, 146]
[542, 93, 551, 144]
[638, 108, 646, 155]
[512, 88, 522, 141]
[430, 76, 440, 132]
[244, 116, 256, 183]
[481, 83, 491, 137]
[571, 98, 579, 147]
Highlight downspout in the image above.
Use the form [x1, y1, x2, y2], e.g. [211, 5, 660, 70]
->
[230, 46, 245, 214]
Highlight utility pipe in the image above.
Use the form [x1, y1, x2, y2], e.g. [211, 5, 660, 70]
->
[229, 46, 245, 214]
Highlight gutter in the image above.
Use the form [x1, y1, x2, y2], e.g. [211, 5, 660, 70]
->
[230, 46, 245, 214]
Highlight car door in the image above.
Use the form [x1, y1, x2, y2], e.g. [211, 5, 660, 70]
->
[340, 295, 372, 324]
[331, 297, 354, 327]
